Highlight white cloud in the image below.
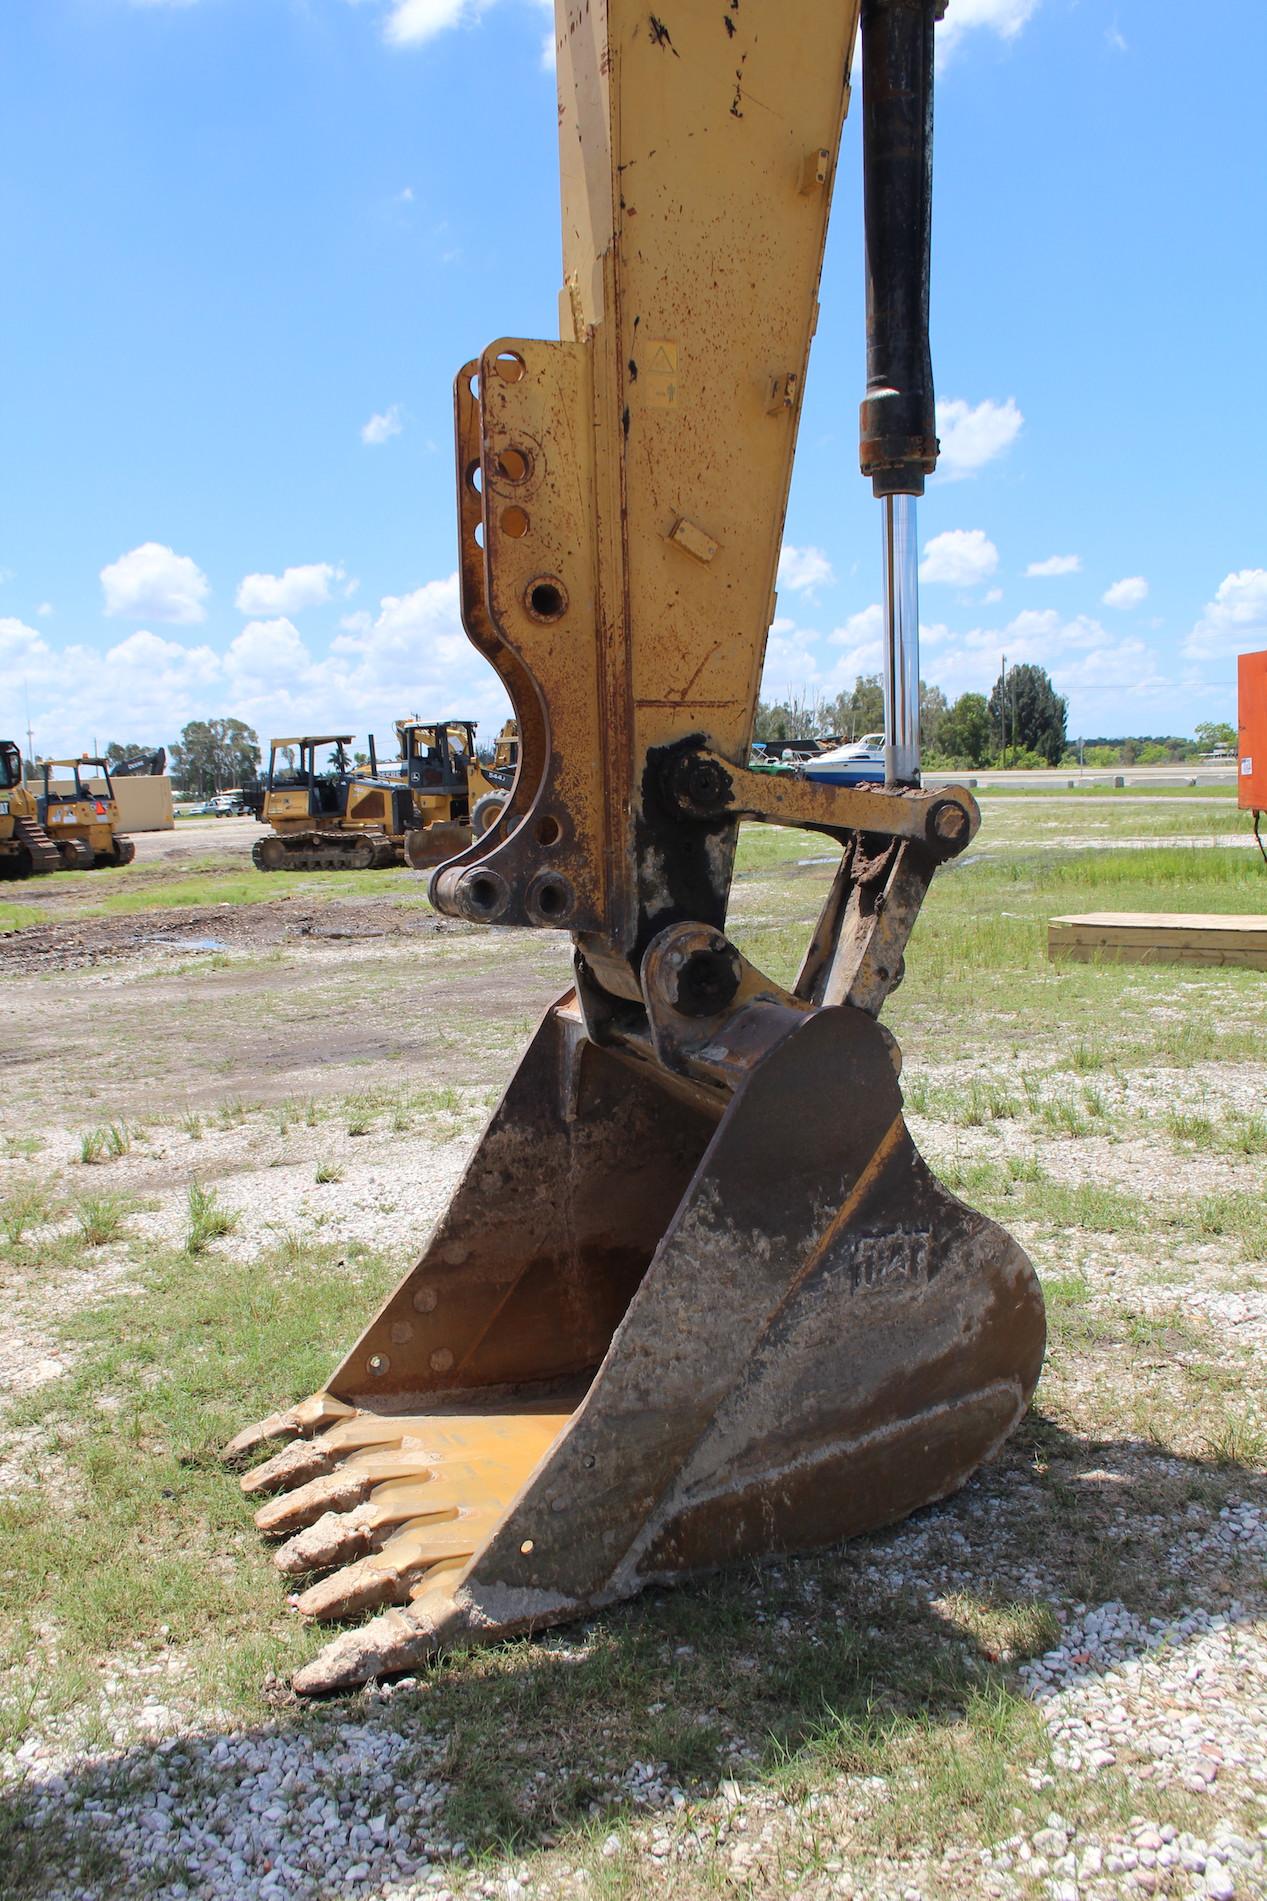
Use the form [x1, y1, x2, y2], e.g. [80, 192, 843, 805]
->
[1025, 554, 1081, 578]
[235, 562, 347, 617]
[1185, 569, 1267, 658]
[382, 0, 485, 47]
[938, 0, 1041, 63]
[777, 544, 835, 595]
[1102, 575, 1149, 610]
[36, 601, 53, 618]
[935, 397, 1023, 479]
[983, 588, 1003, 604]
[361, 404, 404, 446]
[919, 529, 999, 587]
[15, 572, 516, 758]
[100, 542, 210, 624]
[397, 186, 414, 203]
[0, 616, 51, 667]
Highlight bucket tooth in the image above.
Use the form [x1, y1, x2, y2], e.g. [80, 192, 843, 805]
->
[239, 1436, 341, 1497]
[252, 1448, 448, 1536]
[273, 1475, 471, 1574]
[293, 1512, 497, 1620]
[291, 1591, 464, 1697]
[222, 1393, 354, 1464]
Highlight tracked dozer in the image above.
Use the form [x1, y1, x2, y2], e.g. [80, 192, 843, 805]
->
[39, 756, 136, 869]
[395, 719, 499, 870]
[0, 741, 61, 877]
[227, 0, 1045, 1694]
[252, 736, 416, 872]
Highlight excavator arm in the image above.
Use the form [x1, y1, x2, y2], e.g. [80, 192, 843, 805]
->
[226, 0, 1044, 1694]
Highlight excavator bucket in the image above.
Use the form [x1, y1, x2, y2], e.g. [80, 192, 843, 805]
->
[226, 0, 1045, 1692]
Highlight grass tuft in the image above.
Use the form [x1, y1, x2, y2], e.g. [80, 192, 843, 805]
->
[184, 1183, 239, 1255]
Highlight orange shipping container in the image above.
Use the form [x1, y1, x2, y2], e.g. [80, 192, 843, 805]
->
[1238, 649, 1267, 812]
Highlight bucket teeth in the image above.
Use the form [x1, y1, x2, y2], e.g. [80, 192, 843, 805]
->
[292, 1512, 496, 1620]
[222, 1394, 353, 1464]
[252, 1450, 442, 1536]
[239, 1435, 339, 1497]
[274, 1504, 378, 1576]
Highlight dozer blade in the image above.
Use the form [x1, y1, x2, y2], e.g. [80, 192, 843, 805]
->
[226, 983, 1043, 1694]
[404, 822, 471, 871]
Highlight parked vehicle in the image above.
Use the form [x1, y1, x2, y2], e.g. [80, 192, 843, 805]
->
[801, 733, 887, 787]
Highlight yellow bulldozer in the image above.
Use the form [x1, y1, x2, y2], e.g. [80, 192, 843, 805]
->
[397, 717, 519, 869]
[227, 0, 1045, 1695]
[37, 756, 136, 869]
[0, 740, 61, 877]
[251, 736, 417, 871]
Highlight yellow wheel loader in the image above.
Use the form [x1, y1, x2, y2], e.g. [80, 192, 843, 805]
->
[396, 718, 520, 868]
[38, 757, 136, 869]
[252, 736, 417, 872]
[228, 0, 1045, 1694]
[0, 741, 61, 877]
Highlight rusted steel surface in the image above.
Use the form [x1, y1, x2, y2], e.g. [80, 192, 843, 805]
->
[226, 0, 1046, 1694]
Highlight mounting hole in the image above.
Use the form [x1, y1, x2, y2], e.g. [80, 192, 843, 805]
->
[468, 875, 500, 912]
[497, 446, 532, 484]
[367, 1353, 390, 1378]
[535, 814, 562, 847]
[525, 576, 567, 621]
[493, 350, 526, 383]
[501, 505, 530, 539]
[473, 520, 485, 548]
[467, 460, 482, 494]
[535, 879, 568, 917]
[468, 371, 480, 399]
[520, 1539, 534, 1556]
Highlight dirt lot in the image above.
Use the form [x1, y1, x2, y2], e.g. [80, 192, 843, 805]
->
[1, 798, 1265, 1900]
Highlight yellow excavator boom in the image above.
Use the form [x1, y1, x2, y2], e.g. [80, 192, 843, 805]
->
[227, 0, 1044, 1694]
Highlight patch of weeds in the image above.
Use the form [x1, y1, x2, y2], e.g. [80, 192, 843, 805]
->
[1037, 1094, 1090, 1139]
[78, 1127, 107, 1165]
[963, 1079, 1019, 1126]
[214, 1098, 253, 1130]
[1, 1182, 51, 1247]
[73, 1194, 130, 1247]
[180, 1112, 204, 1141]
[1005, 1152, 1045, 1184]
[937, 1595, 1061, 1664]
[184, 1183, 239, 1255]
[1166, 1109, 1215, 1150]
[2, 1133, 45, 1160]
[1203, 1410, 1267, 1468]
[1070, 1039, 1104, 1073]
[902, 1075, 933, 1117]
[314, 1161, 343, 1185]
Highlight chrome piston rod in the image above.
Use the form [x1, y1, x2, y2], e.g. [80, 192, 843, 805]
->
[882, 492, 921, 786]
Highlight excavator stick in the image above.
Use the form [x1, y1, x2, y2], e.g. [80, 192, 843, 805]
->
[226, 0, 1045, 1693]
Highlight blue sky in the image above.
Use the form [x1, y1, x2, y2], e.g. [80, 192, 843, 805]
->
[1, 0, 1264, 758]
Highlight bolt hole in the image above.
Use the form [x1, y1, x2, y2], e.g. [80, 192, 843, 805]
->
[468, 875, 500, 913]
[497, 446, 531, 484]
[367, 1353, 389, 1378]
[468, 371, 480, 399]
[535, 814, 562, 847]
[473, 520, 485, 548]
[467, 460, 482, 494]
[526, 577, 566, 620]
[493, 350, 526, 383]
[520, 1539, 535, 1555]
[535, 879, 568, 917]
[501, 505, 530, 539]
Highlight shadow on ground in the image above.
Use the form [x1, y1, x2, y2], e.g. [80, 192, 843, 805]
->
[2, 1414, 1264, 1898]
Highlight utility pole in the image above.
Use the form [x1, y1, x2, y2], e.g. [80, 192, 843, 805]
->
[23, 681, 35, 776]
[999, 654, 1006, 766]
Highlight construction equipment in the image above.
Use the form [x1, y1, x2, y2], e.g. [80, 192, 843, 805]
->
[227, 0, 1045, 1695]
[0, 740, 61, 877]
[38, 757, 136, 869]
[252, 736, 416, 871]
[397, 718, 520, 867]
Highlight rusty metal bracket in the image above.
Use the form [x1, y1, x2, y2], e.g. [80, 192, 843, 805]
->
[661, 749, 977, 859]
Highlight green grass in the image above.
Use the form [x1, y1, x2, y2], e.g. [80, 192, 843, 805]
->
[77, 1121, 131, 1165]
[0, 1181, 52, 1246]
[73, 1193, 131, 1247]
[184, 1183, 239, 1254]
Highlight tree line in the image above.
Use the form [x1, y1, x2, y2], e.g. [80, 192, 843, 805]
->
[755, 663, 1070, 767]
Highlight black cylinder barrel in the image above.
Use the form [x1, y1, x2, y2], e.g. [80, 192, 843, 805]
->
[859, 0, 939, 498]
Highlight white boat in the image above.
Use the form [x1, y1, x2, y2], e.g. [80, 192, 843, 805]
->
[802, 733, 887, 786]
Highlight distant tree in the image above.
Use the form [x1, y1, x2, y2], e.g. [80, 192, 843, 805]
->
[919, 682, 948, 753]
[989, 663, 1067, 766]
[823, 674, 885, 741]
[937, 691, 994, 767]
[753, 692, 825, 743]
[1194, 720, 1236, 753]
[169, 718, 261, 796]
